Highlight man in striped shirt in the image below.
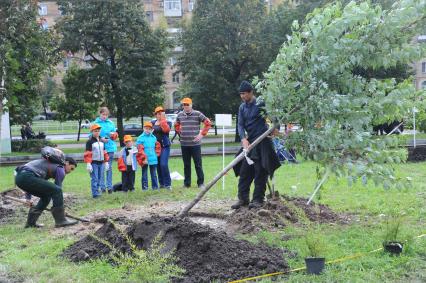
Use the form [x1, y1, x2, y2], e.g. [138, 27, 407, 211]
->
[174, 97, 212, 188]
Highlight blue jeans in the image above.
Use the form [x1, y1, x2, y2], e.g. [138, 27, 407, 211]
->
[157, 146, 171, 188]
[91, 162, 104, 197]
[101, 152, 114, 191]
[142, 165, 158, 190]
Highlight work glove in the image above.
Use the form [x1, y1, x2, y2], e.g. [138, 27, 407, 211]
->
[86, 163, 93, 173]
[105, 162, 110, 171]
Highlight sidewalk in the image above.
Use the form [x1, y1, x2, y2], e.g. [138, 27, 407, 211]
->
[57, 137, 236, 149]
[0, 146, 241, 166]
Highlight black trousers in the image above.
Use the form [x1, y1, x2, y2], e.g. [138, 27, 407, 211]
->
[121, 166, 135, 192]
[237, 158, 268, 203]
[15, 170, 64, 209]
[181, 145, 204, 186]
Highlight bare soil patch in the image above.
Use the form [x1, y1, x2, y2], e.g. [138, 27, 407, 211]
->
[227, 194, 348, 234]
[63, 217, 290, 283]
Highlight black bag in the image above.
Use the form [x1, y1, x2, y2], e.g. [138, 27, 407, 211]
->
[41, 146, 66, 166]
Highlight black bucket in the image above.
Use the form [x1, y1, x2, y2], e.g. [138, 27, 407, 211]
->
[305, 257, 325, 275]
[383, 241, 403, 255]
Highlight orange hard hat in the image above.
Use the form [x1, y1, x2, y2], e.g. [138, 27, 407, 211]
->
[154, 106, 165, 114]
[90, 124, 101, 132]
[123, 135, 133, 142]
[180, 97, 192, 105]
[143, 121, 153, 128]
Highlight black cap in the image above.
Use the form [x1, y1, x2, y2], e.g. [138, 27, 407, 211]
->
[239, 81, 253, 93]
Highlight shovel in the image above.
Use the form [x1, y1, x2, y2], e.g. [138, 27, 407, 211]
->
[2, 195, 91, 223]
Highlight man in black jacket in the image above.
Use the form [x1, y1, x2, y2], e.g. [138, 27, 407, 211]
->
[232, 81, 280, 209]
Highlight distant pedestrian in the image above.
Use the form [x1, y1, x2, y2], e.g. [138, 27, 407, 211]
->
[117, 135, 138, 192]
[84, 124, 110, 198]
[92, 107, 118, 193]
[25, 122, 35, 139]
[151, 106, 172, 189]
[136, 122, 161, 190]
[174, 97, 212, 189]
[20, 125, 27, 140]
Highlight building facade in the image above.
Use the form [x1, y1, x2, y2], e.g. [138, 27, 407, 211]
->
[415, 35, 426, 90]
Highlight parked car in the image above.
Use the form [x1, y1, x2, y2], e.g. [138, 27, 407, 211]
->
[166, 114, 178, 125]
[124, 123, 143, 136]
[80, 120, 91, 129]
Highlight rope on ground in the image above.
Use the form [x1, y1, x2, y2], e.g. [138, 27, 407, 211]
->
[228, 233, 426, 283]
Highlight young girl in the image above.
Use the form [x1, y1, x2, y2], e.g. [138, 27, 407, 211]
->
[93, 107, 118, 193]
[117, 135, 138, 192]
[136, 122, 161, 190]
[84, 124, 110, 198]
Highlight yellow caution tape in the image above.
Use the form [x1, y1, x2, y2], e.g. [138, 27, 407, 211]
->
[228, 233, 426, 283]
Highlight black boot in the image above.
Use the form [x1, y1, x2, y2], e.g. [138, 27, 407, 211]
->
[25, 207, 44, 228]
[248, 200, 264, 209]
[231, 199, 249, 209]
[51, 207, 78, 227]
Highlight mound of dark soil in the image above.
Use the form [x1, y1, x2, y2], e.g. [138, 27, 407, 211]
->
[63, 217, 289, 283]
[408, 146, 426, 162]
[0, 206, 15, 224]
[62, 221, 132, 262]
[228, 195, 345, 233]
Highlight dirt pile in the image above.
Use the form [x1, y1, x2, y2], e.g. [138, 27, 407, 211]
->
[228, 195, 345, 233]
[63, 217, 289, 283]
[62, 221, 132, 262]
[0, 207, 15, 224]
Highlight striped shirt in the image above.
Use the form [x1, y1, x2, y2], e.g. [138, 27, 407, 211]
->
[176, 110, 208, 146]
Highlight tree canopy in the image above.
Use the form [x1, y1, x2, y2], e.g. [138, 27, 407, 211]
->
[179, 0, 268, 116]
[0, 0, 59, 125]
[57, 0, 169, 144]
[258, 0, 426, 189]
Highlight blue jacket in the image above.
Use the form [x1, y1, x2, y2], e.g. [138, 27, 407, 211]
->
[93, 117, 117, 153]
[238, 97, 268, 143]
[136, 132, 159, 165]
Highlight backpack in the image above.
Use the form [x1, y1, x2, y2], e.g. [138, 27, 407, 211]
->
[41, 146, 66, 166]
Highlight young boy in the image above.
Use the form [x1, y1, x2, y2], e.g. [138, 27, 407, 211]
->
[117, 135, 138, 192]
[136, 122, 161, 190]
[84, 124, 110, 198]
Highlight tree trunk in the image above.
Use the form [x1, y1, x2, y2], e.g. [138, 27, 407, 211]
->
[234, 114, 241, 142]
[214, 124, 217, 136]
[77, 119, 82, 141]
[110, 57, 124, 147]
[42, 101, 48, 120]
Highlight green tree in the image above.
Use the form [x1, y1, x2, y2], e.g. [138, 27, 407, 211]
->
[56, 0, 169, 144]
[179, 0, 267, 117]
[0, 0, 59, 125]
[258, 0, 426, 193]
[37, 76, 59, 120]
[52, 65, 99, 141]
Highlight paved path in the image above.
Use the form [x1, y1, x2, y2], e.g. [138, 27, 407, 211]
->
[12, 128, 236, 140]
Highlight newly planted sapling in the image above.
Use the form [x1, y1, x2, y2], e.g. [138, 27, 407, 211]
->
[382, 210, 405, 255]
[304, 226, 326, 274]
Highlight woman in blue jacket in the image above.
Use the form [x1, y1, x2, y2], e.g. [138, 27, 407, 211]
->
[92, 107, 118, 193]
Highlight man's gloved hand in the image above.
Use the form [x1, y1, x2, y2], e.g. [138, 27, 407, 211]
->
[105, 162, 110, 171]
[86, 163, 93, 173]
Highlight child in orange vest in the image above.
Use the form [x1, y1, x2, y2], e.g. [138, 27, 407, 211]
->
[117, 135, 138, 192]
[84, 124, 110, 198]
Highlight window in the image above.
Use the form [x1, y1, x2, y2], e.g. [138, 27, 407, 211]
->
[172, 73, 180, 83]
[188, 0, 195, 11]
[38, 4, 47, 16]
[169, 57, 177, 66]
[63, 58, 70, 69]
[41, 20, 48, 30]
[422, 62, 426, 73]
[164, 0, 182, 17]
[422, 81, 426, 89]
[146, 11, 153, 22]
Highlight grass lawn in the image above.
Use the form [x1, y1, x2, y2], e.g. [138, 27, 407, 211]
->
[0, 156, 425, 282]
